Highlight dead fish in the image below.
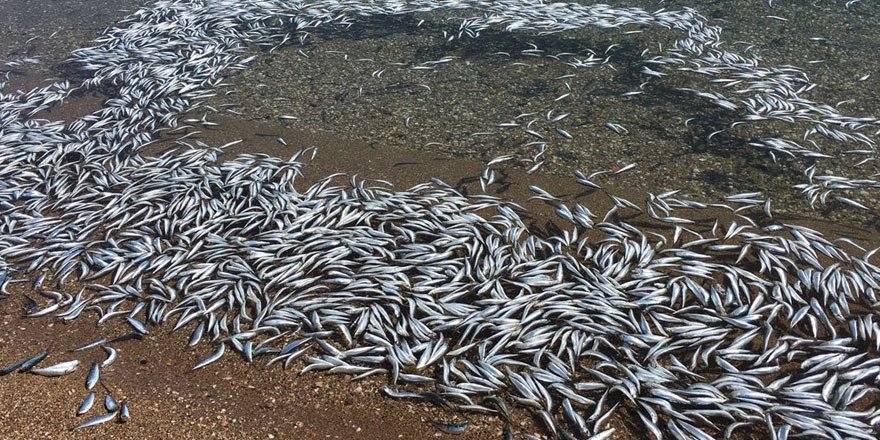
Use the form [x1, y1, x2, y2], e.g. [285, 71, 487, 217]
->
[1, 353, 36, 376]
[549, 112, 570, 123]
[588, 428, 616, 440]
[30, 360, 80, 377]
[33, 272, 46, 289]
[503, 426, 516, 440]
[188, 321, 204, 347]
[556, 128, 573, 139]
[71, 412, 117, 431]
[77, 392, 95, 416]
[17, 351, 49, 372]
[483, 396, 510, 422]
[126, 316, 149, 335]
[0, 360, 26, 376]
[73, 337, 108, 352]
[836, 196, 869, 210]
[27, 302, 60, 317]
[104, 394, 119, 412]
[613, 163, 637, 174]
[605, 122, 628, 134]
[86, 362, 100, 390]
[101, 346, 118, 368]
[434, 421, 469, 435]
[119, 401, 130, 423]
[193, 343, 225, 370]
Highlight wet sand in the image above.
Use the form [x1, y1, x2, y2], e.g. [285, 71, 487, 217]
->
[0, 3, 514, 438]
[0, 110, 655, 439]
[0, 104, 872, 439]
[0, 291, 502, 440]
[2, 1, 880, 439]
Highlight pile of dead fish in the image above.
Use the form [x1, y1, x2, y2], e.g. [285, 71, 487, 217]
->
[1, 1, 879, 438]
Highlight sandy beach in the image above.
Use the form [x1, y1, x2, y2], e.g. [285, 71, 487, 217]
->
[2, 1, 880, 439]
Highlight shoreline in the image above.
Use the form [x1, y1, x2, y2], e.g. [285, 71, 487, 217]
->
[2, 1, 880, 439]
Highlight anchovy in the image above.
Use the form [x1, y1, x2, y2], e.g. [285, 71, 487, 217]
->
[17, 351, 49, 372]
[120, 402, 130, 423]
[434, 421, 469, 435]
[77, 393, 96, 416]
[30, 360, 80, 377]
[104, 394, 119, 412]
[72, 338, 109, 352]
[101, 346, 118, 369]
[71, 412, 117, 431]
[193, 343, 226, 370]
[0, 358, 28, 376]
[85, 362, 100, 390]
[0, 2, 879, 440]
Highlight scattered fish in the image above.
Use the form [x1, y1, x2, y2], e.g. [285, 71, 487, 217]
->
[71, 412, 117, 432]
[30, 360, 80, 377]
[77, 393, 95, 416]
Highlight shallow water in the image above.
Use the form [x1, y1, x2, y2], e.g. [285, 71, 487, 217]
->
[3, 1, 880, 439]
[192, 0, 880, 230]
[4, 1, 879, 231]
